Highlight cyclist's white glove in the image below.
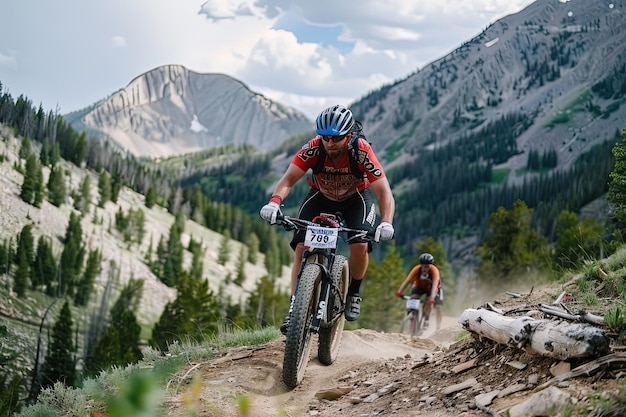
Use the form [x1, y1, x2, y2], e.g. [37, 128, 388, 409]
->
[375, 222, 394, 242]
[260, 201, 280, 224]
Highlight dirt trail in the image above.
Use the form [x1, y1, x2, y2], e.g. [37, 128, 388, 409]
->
[164, 317, 463, 417]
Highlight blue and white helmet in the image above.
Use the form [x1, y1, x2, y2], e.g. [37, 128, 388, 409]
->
[315, 105, 355, 136]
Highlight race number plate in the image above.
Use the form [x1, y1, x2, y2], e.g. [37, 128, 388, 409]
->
[304, 226, 338, 249]
[406, 299, 420, 310]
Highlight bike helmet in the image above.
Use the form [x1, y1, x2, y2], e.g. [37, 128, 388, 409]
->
[419, 253, 434, 265]
[315, 105, 355, 136]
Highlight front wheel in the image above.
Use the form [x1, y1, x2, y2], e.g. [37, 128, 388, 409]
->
[318, 254, 349, 366]
[409, 310, 420, 337]
[400, 312, 412, 334]
[282, 263, 320, 388]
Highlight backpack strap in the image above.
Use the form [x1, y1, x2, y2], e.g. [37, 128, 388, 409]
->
[312, 143, 326, 175]
[347, 136, 365, 179]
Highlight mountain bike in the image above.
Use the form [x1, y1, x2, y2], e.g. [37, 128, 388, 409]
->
[274, 212, 374, 388]
[399, 294, 426, 337]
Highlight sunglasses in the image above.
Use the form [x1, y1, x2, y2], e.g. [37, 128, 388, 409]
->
[320, 134, 348, 143]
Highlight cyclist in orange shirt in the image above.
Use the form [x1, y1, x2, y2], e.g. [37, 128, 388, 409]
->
[395, 253, 443, 330]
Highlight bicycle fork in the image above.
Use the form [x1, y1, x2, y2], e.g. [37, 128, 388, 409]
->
[299, 249, 340, 333]
[310, 265, 331, 333]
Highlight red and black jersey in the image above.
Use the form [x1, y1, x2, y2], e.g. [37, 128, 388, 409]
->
[292, 136, 385, 202]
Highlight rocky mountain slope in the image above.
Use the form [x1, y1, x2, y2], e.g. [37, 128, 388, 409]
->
[355, 0, 626, 175]
[64, 65, 312, 158]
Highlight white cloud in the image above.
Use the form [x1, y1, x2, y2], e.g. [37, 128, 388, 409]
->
[199, 0, 256, 20]
[0, 0, 538, 120]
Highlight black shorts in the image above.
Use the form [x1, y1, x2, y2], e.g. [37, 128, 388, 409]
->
[410, 287, 444, 306]
[290, 188, 376, 250]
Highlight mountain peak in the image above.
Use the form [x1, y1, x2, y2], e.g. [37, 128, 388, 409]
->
[66, 64, 312, 158]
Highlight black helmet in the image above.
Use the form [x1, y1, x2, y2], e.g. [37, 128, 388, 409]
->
[419, 253, 434, 264]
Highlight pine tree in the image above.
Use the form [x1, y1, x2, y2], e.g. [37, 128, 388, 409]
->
[16, 223, 35, 265]
[50, 142, 60, 167]
[162, 223, 183, 286]
[145, 186, 158, 208]
[33, 163, 44, 207]
[40, 301, 76, 388]
[554, 211, 604, 269]
[242, 275, 287, 328]
[98, 170, 111, 208]
[40, 136, 50, 166]
[607, 125, 626, 236]
[84, 280, 143, 374]
[234, 245, 246, 286]
[246, 233, 260, 264]
[188, 237, 204, 281]
[20, 153, 40, 205]
[263, 232, 282, 278]
[74, 249, 102, 306]
[359, 242, 407, 332]
[217, 230, 232, 266]
[0, 239, 12, 278]
[476, 200, 549, 284]
[110, 170, 123, 203]
[32, 236, 57, 291]
[152, 235, 167, 279]
[18, 136, 31, 160]
[150, 272, 218, 351]
[47, 165, 66, 207]
[13, 250, 29, 297]
[74, 175, 91, 215]
[59, 212, 85, 296]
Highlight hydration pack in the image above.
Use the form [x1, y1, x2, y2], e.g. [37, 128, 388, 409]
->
[312, 120, 368, 179]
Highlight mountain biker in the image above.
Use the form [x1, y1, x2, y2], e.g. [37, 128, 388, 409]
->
[395, 253, 443, 331]
[260, 104, 395, 335]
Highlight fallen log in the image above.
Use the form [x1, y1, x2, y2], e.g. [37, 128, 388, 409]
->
[458, 308, 610, 360]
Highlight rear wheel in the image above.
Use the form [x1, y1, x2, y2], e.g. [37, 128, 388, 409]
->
[282, 263, 320, 388]
[318, 255, 349, 365]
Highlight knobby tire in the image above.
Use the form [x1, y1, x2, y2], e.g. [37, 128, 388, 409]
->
[400, 313, 411, 334]
[317, 254, 349, 366]
[410, 310, 419, 337]
[282, 263, 320, 388]
[400, 309, 421, 337]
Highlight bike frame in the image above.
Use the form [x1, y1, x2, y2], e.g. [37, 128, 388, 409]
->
[401, 294, 426, 336]
[287, 214, 368, 332]
[300, 247, 338, 333]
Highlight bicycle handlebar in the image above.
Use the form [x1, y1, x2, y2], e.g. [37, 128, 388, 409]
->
[274, 213, 376, 242]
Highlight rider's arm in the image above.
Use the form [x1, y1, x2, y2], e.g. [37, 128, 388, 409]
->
[370, 177, 395, 224]
[397, 265, 419, 294]
[429, 266, 441, 300]
[270, 163, 306, 201]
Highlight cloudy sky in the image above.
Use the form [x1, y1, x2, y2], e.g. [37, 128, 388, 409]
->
[1, 0, 536, 120]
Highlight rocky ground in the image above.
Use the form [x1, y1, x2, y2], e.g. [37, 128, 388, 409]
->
[162, 285, 626, 417]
